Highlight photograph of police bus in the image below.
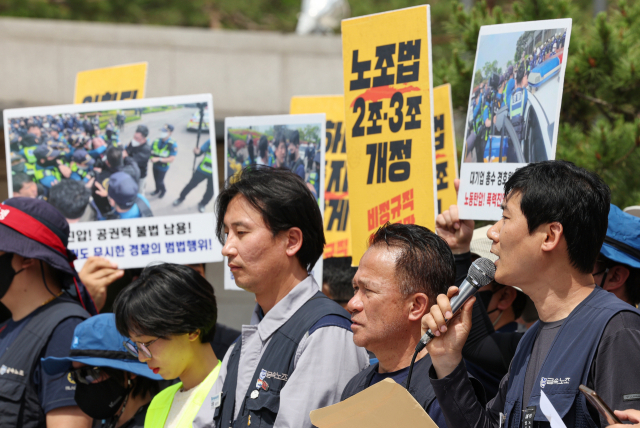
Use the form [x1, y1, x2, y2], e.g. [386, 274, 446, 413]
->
[226, 123, 322, 199]
[463, 27, 567, 164]
[7, 102, 214, 222]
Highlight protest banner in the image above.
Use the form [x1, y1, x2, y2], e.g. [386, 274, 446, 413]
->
[433, 84, 458, 214]
[458, 19, 572, 219]
[4, 94, 221, 269]
[224, 114, 326, 290]
[290, 95, 351, 259]
[74, 62, 148, 104]
[342, 5, 437, 265]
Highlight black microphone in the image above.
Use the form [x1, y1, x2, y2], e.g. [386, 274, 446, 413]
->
[405, 257, 496, 391]
[415, 257, 496, 352]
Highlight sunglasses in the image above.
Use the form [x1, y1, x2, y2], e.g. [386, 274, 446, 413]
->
[70, 366, 111, 384]
[123, 337, 161, 359]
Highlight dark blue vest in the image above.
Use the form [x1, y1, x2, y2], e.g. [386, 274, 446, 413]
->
[214, 292, 352, 428]
[0, 298, 89, 428]
[503, 287, 640, 428]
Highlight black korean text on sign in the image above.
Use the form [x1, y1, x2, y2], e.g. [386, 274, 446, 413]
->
[82, 90, 139, 103]
[366, 139, 412, 184]
[434, 113, 448, 213]
[352, 93, 423, 138]
[325, 120, 350, 233]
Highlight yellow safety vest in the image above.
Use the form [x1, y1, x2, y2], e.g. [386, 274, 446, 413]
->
[144, 361, 221, 428]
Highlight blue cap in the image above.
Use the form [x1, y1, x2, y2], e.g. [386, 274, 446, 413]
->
[41, 314, 163, 380]
[161, 124, 174, 132]
[600, 204, 640, 269]
[72, 149, 90, 164]
[108, 172, 138, 208]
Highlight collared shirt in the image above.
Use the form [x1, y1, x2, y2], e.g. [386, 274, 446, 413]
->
[211, 276, 369, 428]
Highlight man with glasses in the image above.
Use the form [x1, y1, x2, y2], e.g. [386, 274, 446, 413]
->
[592, 204, 640, 308]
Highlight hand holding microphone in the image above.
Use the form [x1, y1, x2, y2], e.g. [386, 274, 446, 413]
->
[419, 258, 496, 379]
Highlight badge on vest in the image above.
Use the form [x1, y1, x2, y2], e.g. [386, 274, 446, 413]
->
[256, 379, 269, 391]
[250, 390, 259, 399]
[211, 393, 221, 410]
[0, 365, 24, 376]
[540, 377, 570, 388]
[523, 406, 536, 428]
[260, 369, 267, 380]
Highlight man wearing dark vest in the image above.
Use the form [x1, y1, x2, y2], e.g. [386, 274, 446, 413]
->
[0, 197, 98, 428]
[422, 160, 640, 428]
[341, 223, 486, 427]
[212, 167, 369, 428]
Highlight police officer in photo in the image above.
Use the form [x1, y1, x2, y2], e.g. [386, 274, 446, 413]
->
[33, 145, 71, 193]
[211, 167, 368, 428]
[173, 139, 214, 213]
[107, 172, 153, 220]
[150, 124, 178, 199]
[422, 161, 640, 428]
[0, 197, 97, 428]
[509, 62, 529, 144]
[126, 124, 152, 193]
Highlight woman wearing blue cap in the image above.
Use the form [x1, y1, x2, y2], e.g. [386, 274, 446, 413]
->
[113, 263, 220, 428]
[42, 313, 164, 428]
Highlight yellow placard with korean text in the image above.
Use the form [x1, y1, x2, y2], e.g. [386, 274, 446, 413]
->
[74, 62, 147, 104]
[433, 84, 458, 214]
[342, 6, 436, 265]
[291, 96, 352, 259]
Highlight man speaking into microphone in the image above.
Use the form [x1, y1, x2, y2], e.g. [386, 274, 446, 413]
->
[422, 161, 640, 428]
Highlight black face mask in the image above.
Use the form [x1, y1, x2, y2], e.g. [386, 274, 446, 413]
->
[74, 376, 130, 420]
[477, 290, 499, 315]
[0, 253, 23, 300]
[288, 151, 296, 162]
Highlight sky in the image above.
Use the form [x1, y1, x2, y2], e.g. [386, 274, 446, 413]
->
[474, 31, 525, 77]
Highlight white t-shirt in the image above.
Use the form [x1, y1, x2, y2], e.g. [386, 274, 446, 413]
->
[163, 385, 200, 428]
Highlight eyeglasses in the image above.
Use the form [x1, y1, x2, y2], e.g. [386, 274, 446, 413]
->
[70, 366, 110, 384]
[123, 337, 161, 359]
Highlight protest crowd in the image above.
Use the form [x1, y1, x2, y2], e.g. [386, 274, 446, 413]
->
[2, 9, 640, 428]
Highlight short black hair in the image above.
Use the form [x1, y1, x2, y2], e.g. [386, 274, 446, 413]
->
[368, 223, 455, 304]
[289, 130, 300, 147]
[215, 167, 324, 272]
[107, 145, 124, 168]
[12, 172, 33, 193]
[323, 257, 357, 303]
[504, 160, 610, 274]
[49, 179, 90, 220]
[114, 263, 217, 343]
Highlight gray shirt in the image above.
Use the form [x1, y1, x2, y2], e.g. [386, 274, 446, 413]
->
[522, 319, 564, 409]
[210, 276, 369, 428]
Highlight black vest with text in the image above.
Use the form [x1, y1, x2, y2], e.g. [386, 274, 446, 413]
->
[214, 292, 351, 428]
[0, 298, 89, 428]
[503, 287, 640, 428]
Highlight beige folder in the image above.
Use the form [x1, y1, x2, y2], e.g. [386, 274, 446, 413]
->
[310, 378, 439, 428]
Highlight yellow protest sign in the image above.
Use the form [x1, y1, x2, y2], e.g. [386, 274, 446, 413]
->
[74, 62, 147, 104]
[291, 96, 351, 258]
[433, 84, 458, 214]
[342, 5, 436, 265]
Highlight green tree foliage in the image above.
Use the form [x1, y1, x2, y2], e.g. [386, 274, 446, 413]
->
[437, 0, 640, 207]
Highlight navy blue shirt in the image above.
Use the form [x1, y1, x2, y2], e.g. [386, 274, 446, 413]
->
[368, 356, 447, 427]
[0, 299, 84, 414]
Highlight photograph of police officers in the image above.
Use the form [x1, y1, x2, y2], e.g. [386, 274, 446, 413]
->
[6, 103, 214, 222]
[464, 28, 567, 164]
[226, 123, 321, 200]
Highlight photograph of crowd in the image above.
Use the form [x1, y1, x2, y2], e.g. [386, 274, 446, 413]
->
[226, 122, 322, 200]
[463, 27, 568, 164]
[6, 99, 215, 223]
